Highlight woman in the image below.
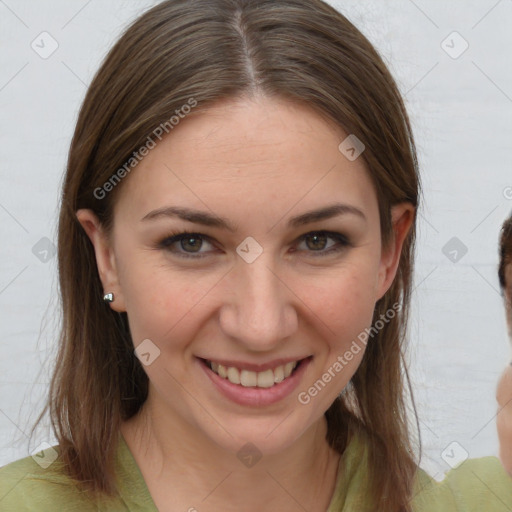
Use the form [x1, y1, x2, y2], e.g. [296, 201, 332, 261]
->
[1, 1, 511, 510]
[497, 214, 512, 476]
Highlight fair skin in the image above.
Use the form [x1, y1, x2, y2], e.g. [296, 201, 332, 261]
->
[497, 263, 512, 477]
[77, 95, 413, 512]
[505, 264, 512, 338]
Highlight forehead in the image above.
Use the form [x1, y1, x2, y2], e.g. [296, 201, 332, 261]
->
[115, 96, 379, 228]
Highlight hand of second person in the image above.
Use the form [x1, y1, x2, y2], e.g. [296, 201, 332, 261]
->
[497, 363, 512, 477]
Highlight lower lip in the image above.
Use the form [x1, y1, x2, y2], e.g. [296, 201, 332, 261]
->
[197, 356, 312, 407]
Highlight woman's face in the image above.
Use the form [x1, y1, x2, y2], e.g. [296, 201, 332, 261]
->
[497, 263, 512, 476]
[506, 263, 512, 338]
[78, 95, 412, 455]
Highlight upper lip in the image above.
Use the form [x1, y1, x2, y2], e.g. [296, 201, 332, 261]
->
[199, 356, 311, 372]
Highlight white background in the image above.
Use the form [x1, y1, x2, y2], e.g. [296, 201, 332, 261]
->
[0, 0, 511, 481]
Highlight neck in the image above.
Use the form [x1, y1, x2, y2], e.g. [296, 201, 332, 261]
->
[121, 392, 342, 512]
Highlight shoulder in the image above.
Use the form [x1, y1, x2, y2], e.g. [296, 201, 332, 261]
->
[412, 456, 512, 511]
[331, 431, 512, 512]
[0, 447, 101, 511]
[0, 436, 156, 512]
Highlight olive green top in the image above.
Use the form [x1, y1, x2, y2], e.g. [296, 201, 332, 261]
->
[1, 432, 511, 511]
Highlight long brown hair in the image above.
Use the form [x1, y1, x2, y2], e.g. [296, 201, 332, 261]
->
[36, 0, 421, 509]
[499, 215, 512, 318]
[499, 216, 512, 288]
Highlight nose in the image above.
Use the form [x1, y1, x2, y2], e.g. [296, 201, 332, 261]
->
[219, 253, 298, 352]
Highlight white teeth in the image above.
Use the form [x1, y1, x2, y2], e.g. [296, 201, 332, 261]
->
[208, 360, 300, 387]
[217, 363, 227, 378]
[273, 365, 284, 383]
[284, 361, 295, 377]
[257, 369, 275, 388]
[227, 366, 240, 384]
[240, 369, 257, 387]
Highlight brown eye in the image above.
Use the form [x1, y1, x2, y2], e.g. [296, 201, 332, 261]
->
[180, 235, 202, 252]
[159, 232, 216, 259]
[304, 233, 328, 251]
[296, 231, 350, 256]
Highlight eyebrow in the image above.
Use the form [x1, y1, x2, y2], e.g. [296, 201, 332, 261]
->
[140, 203, 366, 231]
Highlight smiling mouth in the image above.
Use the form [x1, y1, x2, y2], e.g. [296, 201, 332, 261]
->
[202, 358, 309, 388]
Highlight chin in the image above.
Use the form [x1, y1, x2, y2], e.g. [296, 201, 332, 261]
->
[199, 413, 316, 459]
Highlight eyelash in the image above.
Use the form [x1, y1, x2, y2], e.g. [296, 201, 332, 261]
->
[157, 230, 351, 259]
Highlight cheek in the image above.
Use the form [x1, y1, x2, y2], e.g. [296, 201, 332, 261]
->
[122, 268, 221, 345]
[296, 283, 373, 409]
[320, 282, 376, 341]
[497, 368, 512, 474]
[506, 294, 512, 338]
[316, 257, 381, 330]
[322, 261, 382, 370]
[497, 366, 512, 408]
[300, 262, 380, 385]
[114, 244, 214, 343]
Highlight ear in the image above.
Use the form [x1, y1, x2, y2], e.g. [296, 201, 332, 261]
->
[375, 203, 415, 300]
[76, 209, 126, 312]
